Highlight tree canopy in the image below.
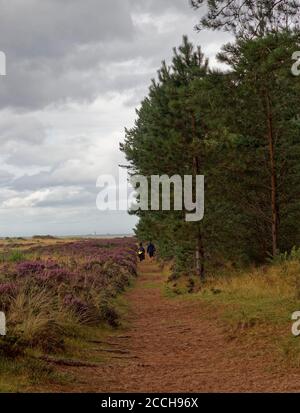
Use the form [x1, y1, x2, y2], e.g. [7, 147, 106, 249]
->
[190, 0, 300, 38]
[121, 5, 300, 280]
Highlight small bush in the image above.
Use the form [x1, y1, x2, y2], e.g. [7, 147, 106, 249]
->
[8, 250, 26, 263]
[99, 299, 119, 327]
[270, 246, 300, 264]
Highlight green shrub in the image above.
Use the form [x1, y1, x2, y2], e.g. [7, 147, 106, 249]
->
[8, 250, 26, 263]
[270, 246, 300, 265]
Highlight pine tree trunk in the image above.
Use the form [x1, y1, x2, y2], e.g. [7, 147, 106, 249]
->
[266, 92, 279, 257]
[193, 154, 205, 281]
[191, 113, 205, 281]
[195, 228, 205, 281]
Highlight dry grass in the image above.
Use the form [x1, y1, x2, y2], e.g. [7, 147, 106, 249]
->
[165, 258, 300, 366]
[7, 286, 77, 352]
[192, 260, 300, 366]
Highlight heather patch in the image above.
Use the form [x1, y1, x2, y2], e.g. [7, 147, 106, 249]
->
[0, 238, 137, 355]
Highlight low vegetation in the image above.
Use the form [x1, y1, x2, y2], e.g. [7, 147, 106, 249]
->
[0, 237, 137, 391]
[166, 249, 300, 367]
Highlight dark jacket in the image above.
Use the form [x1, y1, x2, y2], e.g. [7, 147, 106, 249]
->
[147, 243, 156, 255]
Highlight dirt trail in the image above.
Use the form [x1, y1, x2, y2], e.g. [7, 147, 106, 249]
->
[47, 260, 300, 393]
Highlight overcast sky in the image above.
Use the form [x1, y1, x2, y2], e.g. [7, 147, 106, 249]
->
[0, 0, 231, 237]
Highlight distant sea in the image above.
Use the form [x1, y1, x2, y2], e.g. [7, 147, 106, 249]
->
[62, 234, 135, 239]
[0, 234, 135, 240]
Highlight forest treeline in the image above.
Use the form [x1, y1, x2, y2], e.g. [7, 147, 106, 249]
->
[121, 0, 300, 279]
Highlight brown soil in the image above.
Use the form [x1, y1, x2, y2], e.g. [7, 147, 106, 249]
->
[40, 260, 300, 393]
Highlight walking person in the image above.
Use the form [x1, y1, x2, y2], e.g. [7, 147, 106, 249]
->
[147, 241, 156, 259]
[137, 243, 146, 262]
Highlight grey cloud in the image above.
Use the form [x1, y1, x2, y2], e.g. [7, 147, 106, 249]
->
[0, 112, 46, 145]
[131, 0, 191, 14]
[0, 0, 134, 110]
[0, 0, 227, 236]
[0, 170, 14, 187]
[0, 0, 134, 59]
[12, 166, 98, 191]
[10, 144, 123, 190]
[34, 187, 96, 208]
[0, 0, 202, 110]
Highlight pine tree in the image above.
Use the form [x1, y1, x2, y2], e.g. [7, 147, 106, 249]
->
[121, 36, 209, 280]
[216, 31, 300, 258]
[121, 30, 300, 274]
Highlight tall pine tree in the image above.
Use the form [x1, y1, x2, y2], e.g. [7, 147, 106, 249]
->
[121, 37, 209, 279]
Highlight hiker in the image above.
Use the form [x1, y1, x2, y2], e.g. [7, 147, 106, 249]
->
[137, 243, 146, 262]
[147, 241, 156, 259]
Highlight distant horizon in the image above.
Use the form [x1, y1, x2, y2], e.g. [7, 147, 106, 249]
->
[0, 232, 135, 239]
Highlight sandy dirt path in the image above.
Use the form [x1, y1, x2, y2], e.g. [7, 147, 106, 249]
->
[45, 260, 300, 393]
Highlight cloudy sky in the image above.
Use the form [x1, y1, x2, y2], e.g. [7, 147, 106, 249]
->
[0, 0, 231, 237]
